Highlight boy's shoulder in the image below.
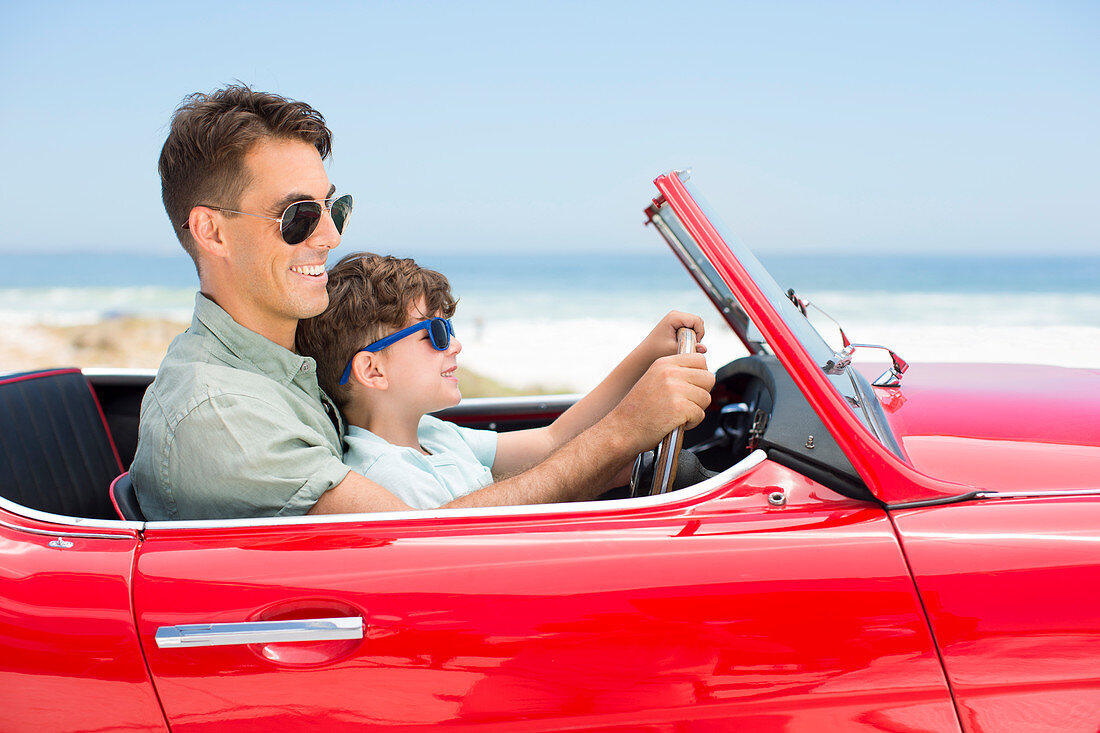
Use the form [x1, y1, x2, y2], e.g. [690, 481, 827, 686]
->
[417, 414, 497, 467]
[416, 414, 474, 444]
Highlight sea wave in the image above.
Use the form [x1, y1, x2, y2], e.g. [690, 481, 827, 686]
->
[0, 287, 196, 326]
[3, 284, 1096, 327]
[804, 290, 1100, 328]
[452, 289, 1100, 390]
[2, 284, 1097, 389]
[456, 317, 1100, 392]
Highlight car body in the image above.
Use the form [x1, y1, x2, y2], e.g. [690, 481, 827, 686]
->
[2, 171, 1098, 732]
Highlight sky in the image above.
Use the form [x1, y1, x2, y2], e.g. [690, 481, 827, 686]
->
[1, 0, 1097, 258]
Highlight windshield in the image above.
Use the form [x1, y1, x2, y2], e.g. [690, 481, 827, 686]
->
[648, 176, 896, 449]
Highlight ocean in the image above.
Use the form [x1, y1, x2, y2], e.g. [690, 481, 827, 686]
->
[2, 251, 1097, 390]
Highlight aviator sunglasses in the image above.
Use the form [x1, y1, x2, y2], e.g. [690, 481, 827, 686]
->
[339, 317, 455, 385]
[183, 194, 354, 245]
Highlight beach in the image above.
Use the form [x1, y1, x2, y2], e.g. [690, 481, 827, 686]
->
[1, 318, 189, 372]
[2, 253, 1097, 394]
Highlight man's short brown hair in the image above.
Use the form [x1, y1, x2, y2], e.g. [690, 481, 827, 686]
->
[296, 252, 457, 408]
[159, 84, 333, 268]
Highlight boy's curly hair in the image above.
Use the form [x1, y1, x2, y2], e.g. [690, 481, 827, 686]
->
[296, 252, 457, 408]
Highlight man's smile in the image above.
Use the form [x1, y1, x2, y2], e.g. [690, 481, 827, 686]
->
[290, 263, 327, 278]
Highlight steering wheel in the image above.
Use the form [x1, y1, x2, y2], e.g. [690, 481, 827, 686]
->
[629, 328, 697, 497]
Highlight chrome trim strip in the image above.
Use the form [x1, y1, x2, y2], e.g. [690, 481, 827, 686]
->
[0, 495, 144, 531]
[151, 451, 769, 530]
[890, 488, 1100, 510]
[979, 490, 1100, 500]
[439, 393, 584, 411]
[81, 367, 159, 379]
[0, 517, 131, 540]
[155, 616, 363, 648]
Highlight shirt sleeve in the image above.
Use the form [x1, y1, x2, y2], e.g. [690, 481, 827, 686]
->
[162, 392, 350, 519]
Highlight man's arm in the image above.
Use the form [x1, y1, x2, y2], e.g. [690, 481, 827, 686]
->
[308, 352, 714, 514]
[308, 470, 415, 514]
[491, 311, 706, 478]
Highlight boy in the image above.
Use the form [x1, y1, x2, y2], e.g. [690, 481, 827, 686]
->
[296, 252, 708, 509]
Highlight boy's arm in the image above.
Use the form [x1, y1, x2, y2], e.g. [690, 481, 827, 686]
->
[491, 311, 705, 479]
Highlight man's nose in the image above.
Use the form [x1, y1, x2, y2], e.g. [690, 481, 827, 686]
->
[448, 336, 462, 356]
[308, 208, 341, 250]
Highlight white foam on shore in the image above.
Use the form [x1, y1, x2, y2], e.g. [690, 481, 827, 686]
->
[808, 290, 1100, 328]
[0, 287, 195, 326]
[454, 315, 753, 393]
[452, 289, 1100, 391]
[2, 286, 1097, 391]
[455, 318, 1100, 393]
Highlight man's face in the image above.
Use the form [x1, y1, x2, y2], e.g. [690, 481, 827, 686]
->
[217, 138, 340, 342]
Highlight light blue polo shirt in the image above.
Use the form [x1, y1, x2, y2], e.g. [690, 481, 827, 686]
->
[343, 415, 498, 509]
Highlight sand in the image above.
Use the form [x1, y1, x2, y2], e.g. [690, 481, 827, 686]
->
[0, 318, 188, 372]
[0, 317, 550, 398]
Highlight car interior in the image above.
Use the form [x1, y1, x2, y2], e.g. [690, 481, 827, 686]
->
[0, 350, 880, 526]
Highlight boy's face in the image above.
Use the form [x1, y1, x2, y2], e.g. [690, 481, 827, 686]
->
[377, 296, 462, 415]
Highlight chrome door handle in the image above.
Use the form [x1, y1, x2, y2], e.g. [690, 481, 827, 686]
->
[155, 616, 363, 648]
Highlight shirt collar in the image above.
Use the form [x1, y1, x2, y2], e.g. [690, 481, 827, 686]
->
[192, 292, 315, 385]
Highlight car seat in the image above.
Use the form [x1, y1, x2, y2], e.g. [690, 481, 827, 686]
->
[109, 472, 146, 521]
[0, 368, 123, 520]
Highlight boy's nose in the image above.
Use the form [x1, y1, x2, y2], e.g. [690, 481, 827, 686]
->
[448, 337, 462, 355]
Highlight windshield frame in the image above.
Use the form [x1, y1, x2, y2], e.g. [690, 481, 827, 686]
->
[647, 171, 967, 505]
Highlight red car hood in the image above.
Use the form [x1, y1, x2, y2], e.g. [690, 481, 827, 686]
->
[859, 363, 1100, 492]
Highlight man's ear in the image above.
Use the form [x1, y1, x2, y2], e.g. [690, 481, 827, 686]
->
[187, 206, 229, 259]
[350, 351, 388, 391]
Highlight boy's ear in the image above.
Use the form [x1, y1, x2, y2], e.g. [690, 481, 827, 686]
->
[350, 351, 387, 391]
[187, 206, 230, 259]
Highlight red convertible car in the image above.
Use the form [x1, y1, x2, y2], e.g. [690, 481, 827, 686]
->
[2, 171, 1098, 732]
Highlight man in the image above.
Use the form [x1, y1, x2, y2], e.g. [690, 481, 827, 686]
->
[131, 84, 714, 520]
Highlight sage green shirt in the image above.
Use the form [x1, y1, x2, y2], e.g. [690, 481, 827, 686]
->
[131, 293, 349, 520]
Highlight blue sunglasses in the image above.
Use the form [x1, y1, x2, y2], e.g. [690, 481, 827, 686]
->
[338, 317, 455, 385]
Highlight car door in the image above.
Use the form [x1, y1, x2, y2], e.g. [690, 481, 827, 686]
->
[0, 505, 167, 732]
[892, 494, 1100, 733]
[133, 458, 962, 731]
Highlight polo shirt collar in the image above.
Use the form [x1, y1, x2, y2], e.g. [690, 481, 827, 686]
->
[192, 292, 314, 385]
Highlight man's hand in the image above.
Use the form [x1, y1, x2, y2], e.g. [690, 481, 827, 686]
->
[607, 352, 715, 453]
[640, 311, 707, 361]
